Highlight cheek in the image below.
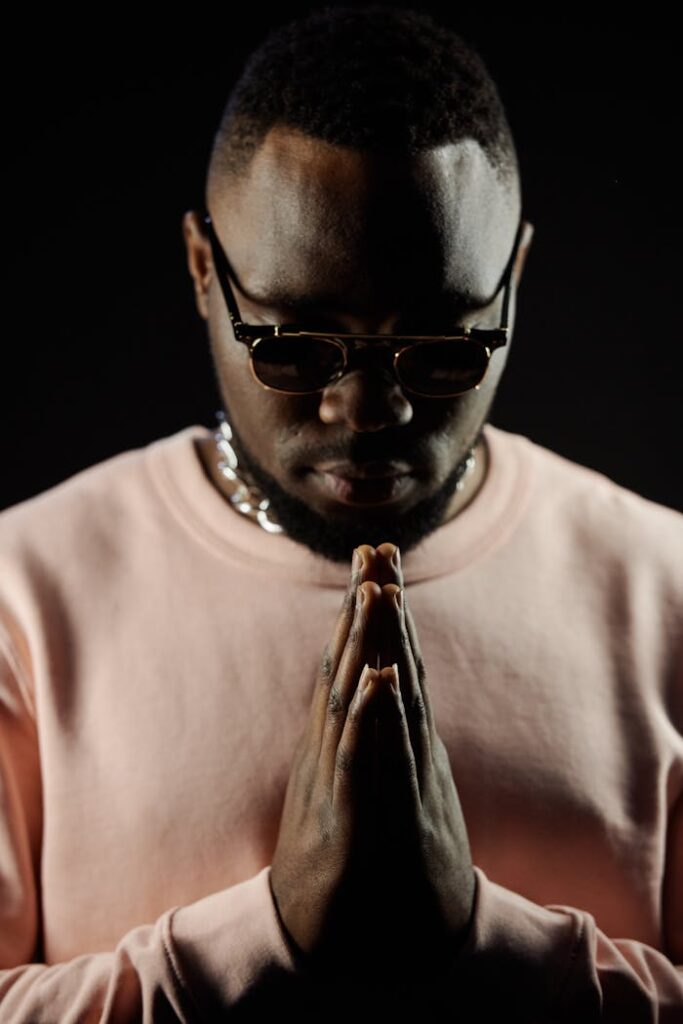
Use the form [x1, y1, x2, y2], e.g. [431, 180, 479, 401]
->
[425, 383, 497, 464]
[486, 341, 510, 382]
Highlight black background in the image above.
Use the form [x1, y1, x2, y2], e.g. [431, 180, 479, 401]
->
[3, 5, 681, 513]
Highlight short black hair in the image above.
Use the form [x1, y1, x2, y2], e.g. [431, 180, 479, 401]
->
[206, 5, 519, 198]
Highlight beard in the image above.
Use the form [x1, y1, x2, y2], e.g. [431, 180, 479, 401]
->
[218, 401, 484, 565]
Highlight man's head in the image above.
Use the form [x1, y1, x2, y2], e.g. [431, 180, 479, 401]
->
[183, 6, 534, 563]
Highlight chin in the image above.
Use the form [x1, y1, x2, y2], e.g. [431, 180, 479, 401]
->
[262, 467, 463, 565]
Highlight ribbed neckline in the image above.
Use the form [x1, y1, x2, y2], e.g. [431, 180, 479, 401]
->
[144, 422, 534, 586]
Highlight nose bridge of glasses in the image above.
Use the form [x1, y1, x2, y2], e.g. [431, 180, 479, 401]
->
[335, 335, 402, 378]
[343, 335, 395, 354]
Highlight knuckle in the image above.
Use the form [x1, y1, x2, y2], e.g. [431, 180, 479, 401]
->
[409, 692, 427, 723]
[351, 697, 364, 722]
[342, 587, 356, 615]
[320, 645, 334, 680]
[335, 744, 353, 778]
[347, 624, 363, 649]
[316, 798, 335, 845]
[327, 686, 343, 717]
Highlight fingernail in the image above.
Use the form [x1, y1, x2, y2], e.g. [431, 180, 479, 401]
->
[394, 587, 403, 611]
[352, 549, 361, 573]
[391, 547, 401, 573]
[356, 664, 374, 705]
[356, 585, 365, 607]
[389, 663, 400, 695]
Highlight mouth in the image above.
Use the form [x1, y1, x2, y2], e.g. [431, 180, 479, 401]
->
[307, 463, 415, 505]
[313, 460, 413, 479]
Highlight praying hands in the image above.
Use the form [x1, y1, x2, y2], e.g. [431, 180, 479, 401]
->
[269, 542, 476, 985]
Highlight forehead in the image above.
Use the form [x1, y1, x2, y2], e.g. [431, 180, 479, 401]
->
[210, 126, 520, 314]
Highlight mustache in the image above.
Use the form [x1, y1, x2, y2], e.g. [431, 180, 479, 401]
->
[291, 434, 434, 468]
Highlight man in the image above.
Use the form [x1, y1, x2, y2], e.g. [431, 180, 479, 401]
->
[0, 6, 681, 1021]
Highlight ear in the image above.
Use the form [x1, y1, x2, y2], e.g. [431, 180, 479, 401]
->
[512, 219, 534, 288]
[181, 210, 213, 321]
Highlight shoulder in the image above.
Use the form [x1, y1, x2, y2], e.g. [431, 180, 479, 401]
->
[485, 423, 683, 586]
[485, 426, 683, 721]
[0, 425, 207, 708]
[486, 423, 682, 530]
[0, 424, 205, 577]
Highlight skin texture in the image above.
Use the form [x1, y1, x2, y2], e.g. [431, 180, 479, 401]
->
[182, 126, 534, 563]
[181, 127, 535, 983]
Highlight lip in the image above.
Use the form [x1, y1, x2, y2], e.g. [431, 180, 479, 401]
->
[312, 460, 412, 479]
[309, 468, 414, 505]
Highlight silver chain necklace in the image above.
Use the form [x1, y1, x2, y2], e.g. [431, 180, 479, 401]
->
[212, 409, 476, 534]
[213, 410, 284, 533]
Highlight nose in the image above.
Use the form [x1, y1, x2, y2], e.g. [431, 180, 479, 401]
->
[317, 366, 414, 431]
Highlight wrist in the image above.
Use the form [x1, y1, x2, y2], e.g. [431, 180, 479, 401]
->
[267, 869, 312, 975]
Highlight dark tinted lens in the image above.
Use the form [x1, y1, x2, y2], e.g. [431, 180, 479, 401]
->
[251, 336, 344, 392]
[397, 340, 488, 396]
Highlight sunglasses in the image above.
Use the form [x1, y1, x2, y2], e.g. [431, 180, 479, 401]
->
[203, 210, 523, 398]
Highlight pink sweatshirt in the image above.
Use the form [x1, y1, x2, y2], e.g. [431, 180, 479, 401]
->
[0, 422, 681, 1021]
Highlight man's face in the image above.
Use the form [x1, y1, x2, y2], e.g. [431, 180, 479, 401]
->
[183, 126, 531, 563]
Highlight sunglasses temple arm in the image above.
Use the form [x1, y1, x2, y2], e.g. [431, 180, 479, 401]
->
[500, 218, 524, 331]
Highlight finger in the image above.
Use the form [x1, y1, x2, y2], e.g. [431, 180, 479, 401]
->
[403, 594, 437, 742]
[319, 580, 382, 786]
[375, 542, 403, 588]
[378, 583, 431, 793]
[375, 665, 421, 825]
[331, 663, 378, 817]
[309, 545, 376, 750]
[373, 544, 437, 771]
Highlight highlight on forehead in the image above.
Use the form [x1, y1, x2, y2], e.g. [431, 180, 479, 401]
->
[209, 126, 520, 309]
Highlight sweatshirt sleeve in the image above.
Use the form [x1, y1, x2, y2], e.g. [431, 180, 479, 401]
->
[421, 848, 683, 1022]
[0, 638, 300, 1023]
